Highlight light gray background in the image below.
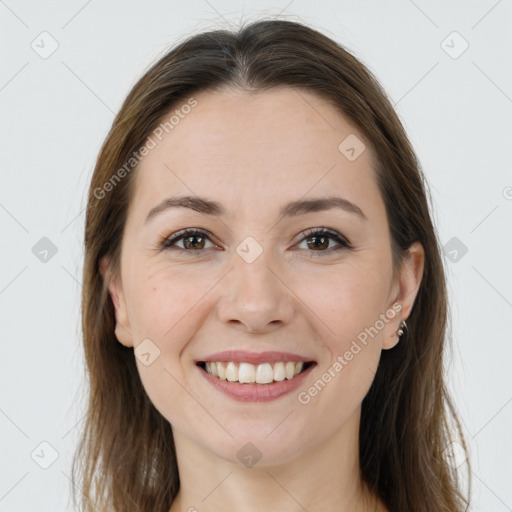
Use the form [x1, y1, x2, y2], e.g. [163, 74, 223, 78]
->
[1, 1, 511, 510]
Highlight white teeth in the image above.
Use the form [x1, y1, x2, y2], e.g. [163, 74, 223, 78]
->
[203, 361, 309, 384]
[206, 362, 219, 377]
[273, 362, 285, 381]
[255, 363, 273, 384]
[285, 361, 295, 380]
[238, 362, 256, 383]
[225, 362, 238, 382]
[216, 362, 226, 380]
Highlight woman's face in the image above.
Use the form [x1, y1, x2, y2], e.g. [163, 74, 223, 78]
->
[105, 86, 423, 466]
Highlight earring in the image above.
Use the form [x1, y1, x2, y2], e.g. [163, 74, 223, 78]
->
[397, 320, 407, 340]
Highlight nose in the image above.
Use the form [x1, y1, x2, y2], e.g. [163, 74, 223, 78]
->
[215, 248, 295, 334]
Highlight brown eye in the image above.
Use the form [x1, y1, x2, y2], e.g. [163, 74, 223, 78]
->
[306, 235, 329, 250]
[296, 228, 351, 254]
[181, 233, 206, 250]
[160, 229, 217, 251]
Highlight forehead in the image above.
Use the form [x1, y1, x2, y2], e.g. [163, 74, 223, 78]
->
[131, 86, 382, 221]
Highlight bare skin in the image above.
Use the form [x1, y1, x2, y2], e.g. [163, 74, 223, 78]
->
[103, 86, 424, 512]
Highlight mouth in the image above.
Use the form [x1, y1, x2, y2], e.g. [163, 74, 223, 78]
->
[196, 360, 316, 385]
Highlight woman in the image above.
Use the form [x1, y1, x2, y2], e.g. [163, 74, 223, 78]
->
[72, 18, 472, 512]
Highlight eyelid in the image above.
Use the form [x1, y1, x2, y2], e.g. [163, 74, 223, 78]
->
[158, 228, 218, 251]
[291, 229, 351, 256]
[296, 227, 351, 248]
[158, 226, 352, 254]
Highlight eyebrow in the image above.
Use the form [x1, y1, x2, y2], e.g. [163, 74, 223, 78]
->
[145, 195, 367, 224]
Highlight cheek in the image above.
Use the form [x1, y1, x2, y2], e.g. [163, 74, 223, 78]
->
[125, 271, 203, 425]
[291, 259, 389, 409]
[293, 257, 390, 349]
[125, 266, 206, 342]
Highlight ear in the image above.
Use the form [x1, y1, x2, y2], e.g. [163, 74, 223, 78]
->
[382, 241, 425, 350]
[100, 256, 134, 348]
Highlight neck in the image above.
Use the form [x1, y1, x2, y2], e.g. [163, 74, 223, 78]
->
[168, 406, 385, 512]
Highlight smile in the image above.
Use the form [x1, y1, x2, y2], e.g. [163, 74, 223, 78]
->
[196, 360, 317, 402]
[198, 360, 315, 384]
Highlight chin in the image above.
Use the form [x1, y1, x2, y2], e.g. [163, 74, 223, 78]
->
[201, 426, 312, 468]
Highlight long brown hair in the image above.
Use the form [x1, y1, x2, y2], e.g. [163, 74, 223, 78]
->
[72, 18, 471, 511]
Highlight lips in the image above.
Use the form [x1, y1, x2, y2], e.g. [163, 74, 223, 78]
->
[194, 350, 317, 402]
[196, 350, 315, 365]
[197, 360, 316, 402]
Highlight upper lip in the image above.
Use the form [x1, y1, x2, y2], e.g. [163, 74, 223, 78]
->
[197, 350, 315, 365]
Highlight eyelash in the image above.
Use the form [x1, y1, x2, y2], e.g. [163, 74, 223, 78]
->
[157, 227, 352, 256]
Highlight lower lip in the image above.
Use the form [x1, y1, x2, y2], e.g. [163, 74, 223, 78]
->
[198, 363, 316, 402]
